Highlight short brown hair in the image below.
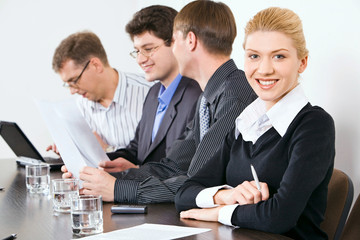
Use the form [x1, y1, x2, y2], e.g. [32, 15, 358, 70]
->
[125, 5, 177, 47]
[243, 7, 308, 59]
[52, 31, 109, 72]
[174, 0, 236, 56]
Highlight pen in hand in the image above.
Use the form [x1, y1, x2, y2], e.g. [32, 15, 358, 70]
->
[250, 164, 261, 191]
[2, 233, 17, 240]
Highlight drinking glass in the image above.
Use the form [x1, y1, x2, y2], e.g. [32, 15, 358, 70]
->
[52, 179, 79, 213]
[71, 195, 103, 236]
[25, 164, 50, 194]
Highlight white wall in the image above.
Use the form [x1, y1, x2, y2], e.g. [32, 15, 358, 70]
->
[1, 0, 359, 200]
[0, 0, 141, 157]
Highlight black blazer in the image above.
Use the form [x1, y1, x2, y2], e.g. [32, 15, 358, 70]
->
[108, 77, 202, 165]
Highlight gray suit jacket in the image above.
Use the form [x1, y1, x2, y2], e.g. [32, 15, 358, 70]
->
[108, 76, 202, 165]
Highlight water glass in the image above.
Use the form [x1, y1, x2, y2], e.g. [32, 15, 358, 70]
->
[71, 195, 103, 236]
[52, 179, 79, 213]
[25, 164, 50, 194]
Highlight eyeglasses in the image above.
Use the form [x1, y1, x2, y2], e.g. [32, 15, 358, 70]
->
[130, 41, 168, 59]
[62, 60, 90, 88]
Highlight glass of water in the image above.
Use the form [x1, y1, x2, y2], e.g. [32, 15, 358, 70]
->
[71, 195, 103, 236]
[52, 179, 79, 213]
[25, 164, 50, 194]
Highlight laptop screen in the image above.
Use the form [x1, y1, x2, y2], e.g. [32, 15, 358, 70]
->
[0, 121, 44, 161]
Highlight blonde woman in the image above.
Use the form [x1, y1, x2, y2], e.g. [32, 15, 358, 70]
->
[175, 7, 335, 239]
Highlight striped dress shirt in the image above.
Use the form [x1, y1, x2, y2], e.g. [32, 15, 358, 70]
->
[113, 59, 257, 204]
[77, 70, 152, 150]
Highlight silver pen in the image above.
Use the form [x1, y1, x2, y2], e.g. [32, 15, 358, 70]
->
[2, 233, 17, 240]
[250, 164, 261, 191]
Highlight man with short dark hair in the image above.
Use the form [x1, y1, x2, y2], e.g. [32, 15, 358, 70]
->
[75, 1, 256, 204]
[101, 5, 201, 171]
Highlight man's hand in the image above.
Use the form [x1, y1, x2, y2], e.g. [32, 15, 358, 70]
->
[180, 206, 224, 222]
[98, 158, 139, 173]
[46, 143, 60, 155]
[61, 165, 73, 179]
[214, 181, 269, 205]
[79, 166, 116, 202]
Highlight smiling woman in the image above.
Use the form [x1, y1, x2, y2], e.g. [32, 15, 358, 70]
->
[243, 6, 308, 110]
[244, 31, 307, 110]
[175, 7, 335, 240]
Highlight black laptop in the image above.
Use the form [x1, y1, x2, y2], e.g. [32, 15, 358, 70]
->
[0, 121, 63, 169]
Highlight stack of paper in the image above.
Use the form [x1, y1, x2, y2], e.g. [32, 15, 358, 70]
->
[36, 99, 109, 179]
[76, 223, 211, 240]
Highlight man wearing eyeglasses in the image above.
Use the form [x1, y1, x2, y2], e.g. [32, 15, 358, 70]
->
[62, 6, 201, 182]
[51, 31, 152, 153]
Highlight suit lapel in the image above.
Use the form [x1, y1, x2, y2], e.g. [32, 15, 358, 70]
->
[193, 93, 203, 146]
[143, 78, 188, 160]
[142, 85, 160, 155]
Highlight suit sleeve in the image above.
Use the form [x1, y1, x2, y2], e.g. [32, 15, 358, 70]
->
[106, 124, 141, 165]
[106, 87, 155, 165]
[175, 130, 235, 211]
[112, 118, 197, 203]
[113, 95, 249, 204]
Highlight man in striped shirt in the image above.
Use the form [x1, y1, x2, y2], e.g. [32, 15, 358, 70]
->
[73, 2, 256, 204]
[50, 31, 152, 152]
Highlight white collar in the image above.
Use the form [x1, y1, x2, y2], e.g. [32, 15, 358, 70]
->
[235, 84, 308, 139]
[89, 68, 123, 110]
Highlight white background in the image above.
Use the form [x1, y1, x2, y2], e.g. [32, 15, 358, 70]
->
[1, 0, 359, 200]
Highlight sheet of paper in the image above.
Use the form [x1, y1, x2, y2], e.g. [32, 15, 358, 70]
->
[76, 223, 211, 240]
[36, 99, 109, 179]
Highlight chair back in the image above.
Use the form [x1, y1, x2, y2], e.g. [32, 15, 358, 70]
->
[340, 193, 360, 240]
[320, 168, 354, 240]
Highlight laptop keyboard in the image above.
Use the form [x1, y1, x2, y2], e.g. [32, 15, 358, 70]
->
[43, 157, 63, 164]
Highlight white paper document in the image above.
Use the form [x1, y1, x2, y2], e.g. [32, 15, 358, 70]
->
[76, 223, 211, 240]
[36, 99, 109, 179]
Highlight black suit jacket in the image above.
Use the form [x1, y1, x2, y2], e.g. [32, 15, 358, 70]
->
[112, 59, 257, 204]
[108, 77, 202, 165]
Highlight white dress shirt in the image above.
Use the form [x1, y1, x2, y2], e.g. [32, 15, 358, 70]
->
[77, 71, 152, 150]
[195, 84, 309, 226]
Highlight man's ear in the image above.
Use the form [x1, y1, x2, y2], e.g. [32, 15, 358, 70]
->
[187, 31, 197, 52]
[90, 57, 104, 73]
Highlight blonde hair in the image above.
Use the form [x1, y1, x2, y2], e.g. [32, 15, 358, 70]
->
[243, 7, 308, 59]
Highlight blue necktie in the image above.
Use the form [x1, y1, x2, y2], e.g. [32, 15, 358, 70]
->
[152, 102, 167, 142]
[199, 96, 210, 141]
